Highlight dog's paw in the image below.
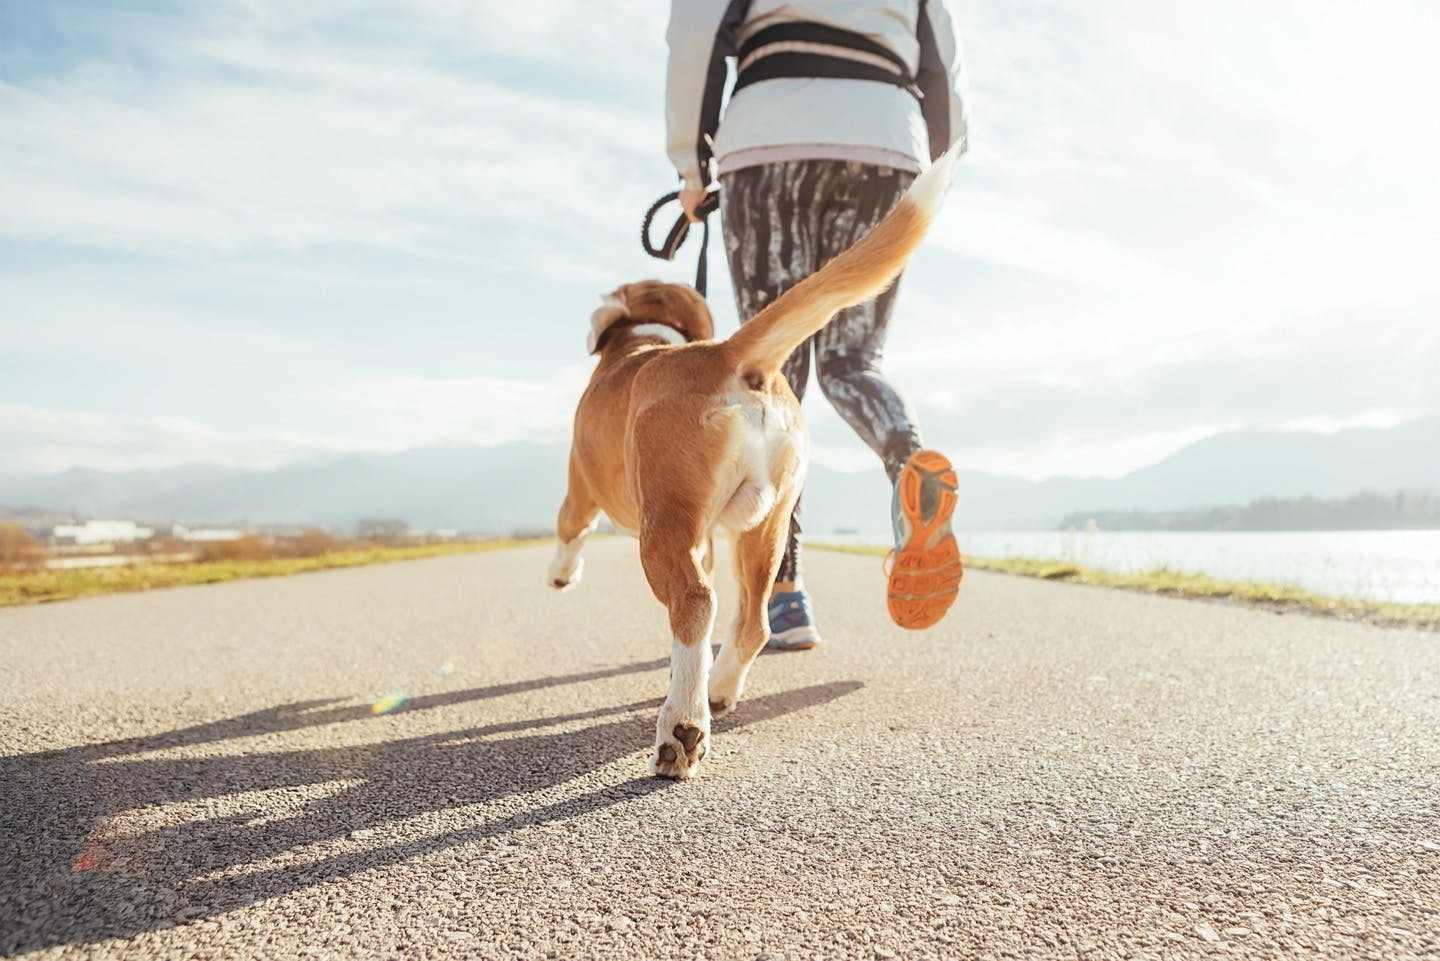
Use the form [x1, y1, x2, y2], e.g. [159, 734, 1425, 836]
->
[706, 658, 745, 720]
[650, 719, 708, 779]
[546, 556, 583, 591]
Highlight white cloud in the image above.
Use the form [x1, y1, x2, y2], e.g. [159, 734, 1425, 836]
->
[344, 372, 591, 448]
[0, 0, 675, 285]
[0, 403, 385, 475]
[0, 63, 656, 268]
[927, 197, 1194, 297]
[0, 365, 592, 474]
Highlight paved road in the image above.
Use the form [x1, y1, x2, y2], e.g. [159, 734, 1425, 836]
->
[2, 540, 1438, 960]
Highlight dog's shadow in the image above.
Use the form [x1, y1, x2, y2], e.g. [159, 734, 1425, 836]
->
[0, 659, 862, 955]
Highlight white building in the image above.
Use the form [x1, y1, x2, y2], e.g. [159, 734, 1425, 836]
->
[51, 520, 154, 546]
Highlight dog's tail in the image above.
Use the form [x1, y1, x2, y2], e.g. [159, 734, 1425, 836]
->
[723, 147, 958, 374]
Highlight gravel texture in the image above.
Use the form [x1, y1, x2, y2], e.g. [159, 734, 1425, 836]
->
[2, 539, 1438, 960]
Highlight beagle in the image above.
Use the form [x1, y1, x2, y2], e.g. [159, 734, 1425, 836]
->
[549, 152, 955, 777]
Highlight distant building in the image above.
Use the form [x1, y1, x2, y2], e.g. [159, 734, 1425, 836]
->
[51, 520, 154, 546]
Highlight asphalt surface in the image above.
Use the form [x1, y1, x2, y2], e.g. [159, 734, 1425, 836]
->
[2, 539, 1438, 960]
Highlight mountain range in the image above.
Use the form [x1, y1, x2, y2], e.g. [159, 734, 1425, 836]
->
[2, 417, 1437, 536]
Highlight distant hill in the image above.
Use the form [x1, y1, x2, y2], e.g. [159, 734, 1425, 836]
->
[806, 417, 1440, 536]
[0, 505, 80, 528]
[2, 417, 1437, 535]
[0, 463, 257, 515]
[0, 445, 569, 534]
[1059, 490, 1440, 532]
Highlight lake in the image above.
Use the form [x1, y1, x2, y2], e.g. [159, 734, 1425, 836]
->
[963, 530, 1440, 604]
[825, 530, 1440, 605]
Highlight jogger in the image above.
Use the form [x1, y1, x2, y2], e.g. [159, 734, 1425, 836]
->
[666, 0, 971, 642]
[721, 159, 925, 583]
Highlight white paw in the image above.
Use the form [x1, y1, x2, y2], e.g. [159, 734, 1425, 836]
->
[547, 553, 582, 591]
[706, 650, 747, 719]
[649, 701, 709, 779]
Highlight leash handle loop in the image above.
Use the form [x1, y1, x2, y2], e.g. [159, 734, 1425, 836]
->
[640, 189, 721, 297]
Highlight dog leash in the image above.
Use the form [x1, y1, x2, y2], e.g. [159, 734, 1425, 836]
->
[641, 189, 721, 297]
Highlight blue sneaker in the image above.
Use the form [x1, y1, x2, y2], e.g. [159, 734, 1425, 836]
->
[766, 590, 822, 651]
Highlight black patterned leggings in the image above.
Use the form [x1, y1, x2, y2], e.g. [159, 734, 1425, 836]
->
[720, 160, 925, 584]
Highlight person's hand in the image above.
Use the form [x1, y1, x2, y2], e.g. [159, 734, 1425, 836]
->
[679, 187, 708, 223]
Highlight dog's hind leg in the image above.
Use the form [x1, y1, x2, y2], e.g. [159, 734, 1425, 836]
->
[709, 504, 793, 718]
[547, 457, 599, 591]
[638, 508, 715, 779]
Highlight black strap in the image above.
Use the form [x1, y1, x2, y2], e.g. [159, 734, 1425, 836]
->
[695, 0, 754, 190]
[640, 189, 721, 297]
[914, 0, 948, 160]
[734, 21, 920, 100]
[738, 21, 911, 76]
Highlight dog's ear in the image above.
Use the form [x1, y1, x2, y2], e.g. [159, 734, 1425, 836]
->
[587, 288, 629, 355]
[623, 283, 715, 343]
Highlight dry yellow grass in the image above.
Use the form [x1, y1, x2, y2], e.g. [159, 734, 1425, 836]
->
[814, 543, 1440, 631]
[0, 540, 535, 608]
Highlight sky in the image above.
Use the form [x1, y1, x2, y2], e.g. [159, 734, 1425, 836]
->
[2, 0, 1438, 481]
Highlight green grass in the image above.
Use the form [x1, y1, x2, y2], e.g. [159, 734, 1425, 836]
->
[813, 543, 1440, 631]
[0, 540, 535, 608]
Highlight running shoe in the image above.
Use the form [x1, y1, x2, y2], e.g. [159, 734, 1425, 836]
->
[886, 449, 963, 629]
[766, 590, 823, 651]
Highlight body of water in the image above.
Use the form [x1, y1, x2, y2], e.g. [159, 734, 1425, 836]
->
[822, 530, 1440, 604]
[960, 530, 1440, 605]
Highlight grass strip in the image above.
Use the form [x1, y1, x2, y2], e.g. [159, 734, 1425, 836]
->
[813, 543, 1440, 631]
[0, 540, 535, 608]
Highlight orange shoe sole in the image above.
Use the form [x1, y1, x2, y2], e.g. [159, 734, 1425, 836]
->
[887, 450, 963, 630]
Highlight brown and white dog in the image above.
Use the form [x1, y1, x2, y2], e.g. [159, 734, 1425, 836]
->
[548, 152, 955, 778]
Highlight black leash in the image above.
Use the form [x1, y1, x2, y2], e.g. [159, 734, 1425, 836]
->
[641, 188, 721, 296]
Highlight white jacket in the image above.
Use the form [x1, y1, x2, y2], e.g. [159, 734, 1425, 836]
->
[666, 0, 969, 190]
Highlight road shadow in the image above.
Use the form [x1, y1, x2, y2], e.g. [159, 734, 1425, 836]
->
[74, 657, 673, 761]
[0, 663, 862, 955]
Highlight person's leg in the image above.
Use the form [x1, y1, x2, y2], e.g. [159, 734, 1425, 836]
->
[813, 163, 923, 479]
[814, 280, 924, 484]
[813, 163, 963, 630]
[721, 161, 832, 649]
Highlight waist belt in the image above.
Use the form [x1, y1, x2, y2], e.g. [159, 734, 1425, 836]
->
[733, 22, 921, 101]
